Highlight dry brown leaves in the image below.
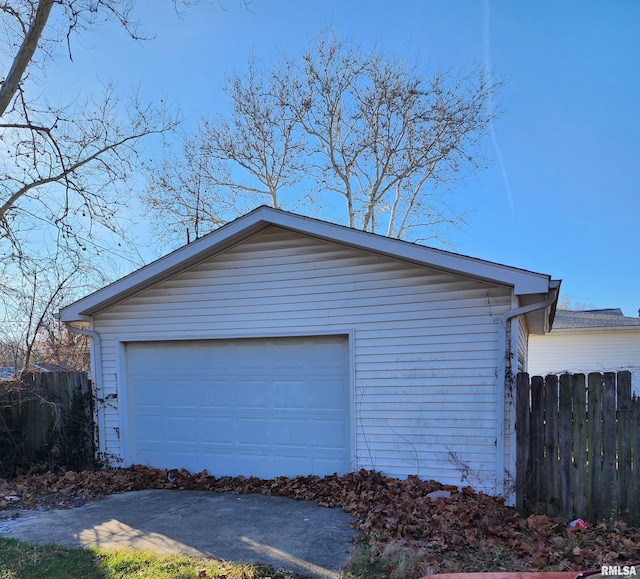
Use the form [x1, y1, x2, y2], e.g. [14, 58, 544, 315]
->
[1, 466, 639, 575]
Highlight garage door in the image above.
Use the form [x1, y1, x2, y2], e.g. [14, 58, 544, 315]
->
[125, 335, 350, 478]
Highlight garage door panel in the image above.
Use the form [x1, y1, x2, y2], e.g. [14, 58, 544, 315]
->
[167, 416, 198, 441]
[233, 454, 274, 474]
[135, 415, 163, 443]
[312, 456, 348, 473]
[165, 384, 199, 408]
[200, 417, 234, 443]
[236, 381, 270, 408]
[126, 335, 350, 478]
[166, 452, 200, 474]
[236, 418, 271, 446]
[273, 419, 307, 446]
[130, 381, 163, 406]
[272, 456, 309, 476]
[313, 380, 348, 409]
[312, 419, 349, 449]
[201, 381, 234, 408]
[273, 381, 307, 408]
[134, 448, 165, 465]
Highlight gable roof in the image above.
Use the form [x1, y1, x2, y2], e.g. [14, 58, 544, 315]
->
[552, 308, 640, 332]
[58, 206, 560, 328]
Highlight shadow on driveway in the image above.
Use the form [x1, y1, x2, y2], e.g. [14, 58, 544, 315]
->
[4, 490, 358, 578]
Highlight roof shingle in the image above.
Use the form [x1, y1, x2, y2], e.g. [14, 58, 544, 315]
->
[553, 308, 640, 330]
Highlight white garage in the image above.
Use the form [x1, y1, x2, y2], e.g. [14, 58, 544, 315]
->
[59, 206, 559, 495]
[123, 335, 351, 478]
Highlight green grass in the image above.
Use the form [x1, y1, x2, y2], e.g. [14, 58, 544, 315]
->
[340, 535, 430, 579]
[0, 538, 305, 579]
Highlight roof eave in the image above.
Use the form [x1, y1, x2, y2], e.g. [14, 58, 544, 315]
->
[520, 279, 561, 335]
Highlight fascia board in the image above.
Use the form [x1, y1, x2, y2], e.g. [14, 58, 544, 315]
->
[59, 206, 555, 321]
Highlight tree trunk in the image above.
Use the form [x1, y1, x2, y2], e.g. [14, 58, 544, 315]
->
[0, 0, 54, 117]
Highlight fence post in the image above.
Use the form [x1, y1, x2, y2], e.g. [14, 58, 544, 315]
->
[515, 372, 530, 512]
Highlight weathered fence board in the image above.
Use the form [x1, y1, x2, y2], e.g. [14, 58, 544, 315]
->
[558, 373, 572, 517]
[516, 370, 639, 525]
[617, 371, 633, 522]
[632, 400, 640, 523]
[0, 371, 94, 475]
[587, 372, 602, 521]
[602, 372, 617, 521]
[543, 374, 560, 515]
[571, 373, 587, 518]
[530, 375, 545, 513]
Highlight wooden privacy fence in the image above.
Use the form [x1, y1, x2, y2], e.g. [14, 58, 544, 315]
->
[515, 371, 639, 525]
[0, 371, 94, 475]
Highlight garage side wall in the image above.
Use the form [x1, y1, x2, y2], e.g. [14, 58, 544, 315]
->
[93, 226, 513, 492]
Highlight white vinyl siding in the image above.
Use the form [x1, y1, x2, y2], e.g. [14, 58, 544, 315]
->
[529, 330, 640, 395]
[93, 226, 513, 491]
[517, 316, 529, 373]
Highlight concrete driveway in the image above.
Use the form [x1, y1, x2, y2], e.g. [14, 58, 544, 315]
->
[1, 490, 358, 578]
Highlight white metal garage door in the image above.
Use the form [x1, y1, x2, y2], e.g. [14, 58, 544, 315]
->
[125, 335, 350, 478]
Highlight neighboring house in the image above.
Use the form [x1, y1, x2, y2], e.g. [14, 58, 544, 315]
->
[58, 206, 560, 498]
[26, 363, 77, 373]
[529, 308, 640, 394]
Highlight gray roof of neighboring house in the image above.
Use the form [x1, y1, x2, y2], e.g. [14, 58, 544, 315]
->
[0, 364, 76, 377]
[27, 363, 76, 373]
[553, 308, 640, 330]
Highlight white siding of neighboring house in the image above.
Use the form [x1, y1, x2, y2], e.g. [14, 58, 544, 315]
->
[92, 226, 515, 493]
[529, 330, 640, 394]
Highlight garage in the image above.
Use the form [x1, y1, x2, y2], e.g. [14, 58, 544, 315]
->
[59, 207, 560, 493]
[124, 335, 351, 478]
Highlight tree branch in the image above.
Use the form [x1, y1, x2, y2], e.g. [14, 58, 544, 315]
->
[0, 0, 54, 117]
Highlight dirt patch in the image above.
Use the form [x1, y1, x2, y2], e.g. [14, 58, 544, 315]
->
[1, 466, 639, 576]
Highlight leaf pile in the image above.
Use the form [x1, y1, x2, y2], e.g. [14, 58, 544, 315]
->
[1, 466, 639, 576]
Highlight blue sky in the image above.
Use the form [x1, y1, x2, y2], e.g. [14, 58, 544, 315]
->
[49, 0, 640, 316]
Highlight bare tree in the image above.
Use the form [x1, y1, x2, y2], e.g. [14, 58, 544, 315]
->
[37, 322, 90, 371]
[0, 1, 180, 373]
[556, 295, 596, 311]
[0, 242, 101, 373]
[1, 2, 179, 256]
[143, 129, 240, 248]
[143, 57, 308, 246]
[145, 32, 500, 246]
